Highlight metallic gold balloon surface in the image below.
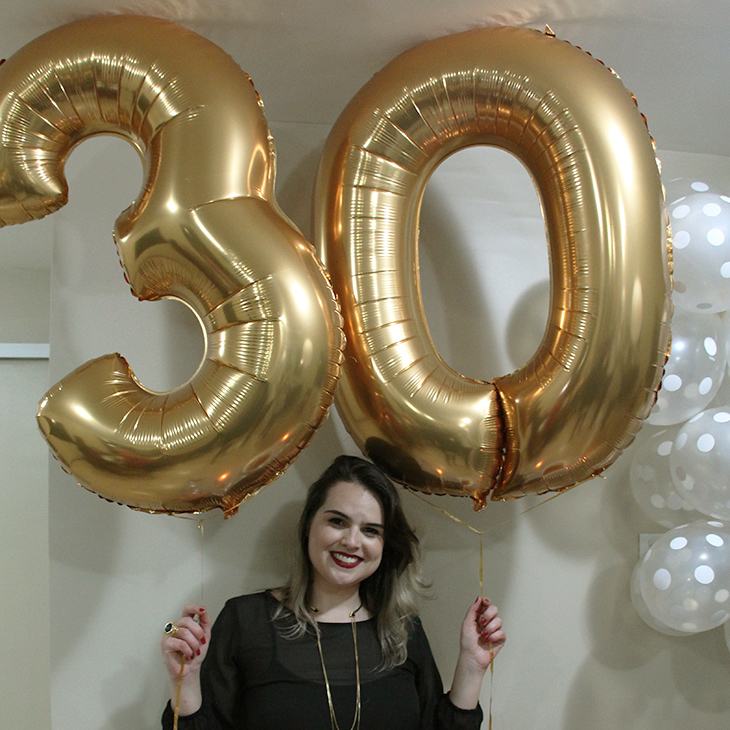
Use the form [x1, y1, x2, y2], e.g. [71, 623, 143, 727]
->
[314, 27, 671, 507]
[0, 16, 343, 515]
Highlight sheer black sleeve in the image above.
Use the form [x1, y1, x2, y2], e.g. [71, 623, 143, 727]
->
[409, 618, 484, 730]
[161, 599, 242, 730]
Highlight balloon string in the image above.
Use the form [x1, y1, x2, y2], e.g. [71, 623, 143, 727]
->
[173, 655, 186, 730]
[172, 514, 207, 603]
[479, 534, 484, 596]
[197, 518, 205, 605]
[407, 488, 564, 730]
[407, 493, 492, 725]
[170, 515, 207, 728]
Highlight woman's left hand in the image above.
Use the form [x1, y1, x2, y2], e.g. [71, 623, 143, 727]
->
[459, 596, 506, 672]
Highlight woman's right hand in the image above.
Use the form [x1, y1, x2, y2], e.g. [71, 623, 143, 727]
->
[160, 604, 211, 681]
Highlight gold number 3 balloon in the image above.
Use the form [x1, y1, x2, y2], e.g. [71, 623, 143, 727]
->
[315, 27, 672, 508]
[0, 16, 343, 515]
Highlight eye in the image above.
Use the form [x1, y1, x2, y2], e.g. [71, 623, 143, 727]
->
[328, 516, 346, 527]
[363, 527, 382, 537]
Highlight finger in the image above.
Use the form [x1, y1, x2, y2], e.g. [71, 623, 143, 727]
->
[177, 616, 206, 642]
[197, 606, 210, 629]
[484, 616, 502, 634]
[179, 605, 210, 637]
[481, 629, 506, 646]
[162, 631, 196, 658]
[481, 604, 498, 621]
[168, 626, 202, 653]
[468, 596, 489, 620]
[181, 604, 206, 619]
[163, 637, 196, 660]
[475, 597, 491, 615]
[478, 606, 499, 624]
[477, 608, 498, 630]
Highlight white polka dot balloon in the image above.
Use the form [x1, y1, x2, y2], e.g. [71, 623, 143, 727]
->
[629, 426, 703, 528]
[637, 519, 730, 633]
[671, 407, 730, 519]
[648, 310, 725, 426]
[669, 181, 730, 313]
[630, 563, 690, 636]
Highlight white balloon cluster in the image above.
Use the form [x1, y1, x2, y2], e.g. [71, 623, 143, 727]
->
[637, 520, 730, 632]
[668, 179, 730, 314]
[629, 426, 702, 528]
[671, 408, 730, 519]
[630, 178, 730, 639]
[648, 310, 724, 426]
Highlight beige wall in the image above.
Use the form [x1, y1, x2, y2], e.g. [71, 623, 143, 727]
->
[0, 268, 50, 342]
[0, 361, 50, 727]
[0, 120, 719, 730]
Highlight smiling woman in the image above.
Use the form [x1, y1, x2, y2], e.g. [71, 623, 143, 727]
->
[306, 481, 386, 601]
[159, 455, 506, 730]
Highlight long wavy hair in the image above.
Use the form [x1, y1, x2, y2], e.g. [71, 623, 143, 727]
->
[273, 455, 426, 668]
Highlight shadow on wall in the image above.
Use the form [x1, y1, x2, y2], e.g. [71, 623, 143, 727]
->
[505, 279, 550, 372]
[273, 127, 327, 241]
[419, 183, 503, 380]
[525, 450, 730, 728]
[564, 560, 730, 728]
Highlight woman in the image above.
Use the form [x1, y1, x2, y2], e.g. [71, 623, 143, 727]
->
[161, 455, 505, 729]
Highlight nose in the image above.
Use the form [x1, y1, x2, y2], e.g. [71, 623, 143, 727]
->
[340, 526, 361, 550]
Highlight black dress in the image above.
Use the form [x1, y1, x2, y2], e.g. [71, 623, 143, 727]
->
[161, 591, 483, 729]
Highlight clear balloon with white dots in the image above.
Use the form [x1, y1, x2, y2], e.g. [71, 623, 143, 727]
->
[630, 563, 690, 636]
[648, 310, 725, 426]
[637, 519, 730, 633]
[670, 407, 730, 519]
[629, 426, 703, 528]
[668, 180, 730, 313]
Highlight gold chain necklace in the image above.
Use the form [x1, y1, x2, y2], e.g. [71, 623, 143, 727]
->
[311, 604, 362, 730]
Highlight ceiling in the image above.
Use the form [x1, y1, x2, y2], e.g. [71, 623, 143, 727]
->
[0, 0, 728, 271]
[2, 0, 728, 154]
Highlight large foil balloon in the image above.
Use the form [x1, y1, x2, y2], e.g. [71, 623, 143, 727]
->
[648, 310, 725, 426]
[315, 26, 671, 506]
[0, 17, 343, 515]
[637, 519, 730, 633]
[670, 408, 730, 520]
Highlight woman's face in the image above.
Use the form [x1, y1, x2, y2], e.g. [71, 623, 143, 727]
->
[307, 480, 385, 595]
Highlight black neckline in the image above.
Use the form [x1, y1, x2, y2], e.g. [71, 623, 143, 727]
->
[265, 589, 376, 625]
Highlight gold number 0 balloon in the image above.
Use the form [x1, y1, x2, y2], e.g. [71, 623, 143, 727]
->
[0, 16, 343, 515]
[315, 27, 671, 508]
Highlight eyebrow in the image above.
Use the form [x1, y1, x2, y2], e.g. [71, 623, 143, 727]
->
[324, 509, 384, 530]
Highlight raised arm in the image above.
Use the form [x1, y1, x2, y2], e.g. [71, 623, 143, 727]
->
[449, 597, 506, 711]
[160, 605, 211, 718]
[160, 600, 241, 730]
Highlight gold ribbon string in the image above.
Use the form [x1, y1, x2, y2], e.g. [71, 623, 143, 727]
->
[171, 514, 208, 729]
[407, 488, 563, 730]
[197, 517, 206, 605]
[409, 492, 485, 593]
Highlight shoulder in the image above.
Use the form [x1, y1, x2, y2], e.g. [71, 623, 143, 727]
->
[224, 590, 272, 610]
[215, 591, 275, 628]
[208, 591, 278, 651]
[406, 614, 426, 637]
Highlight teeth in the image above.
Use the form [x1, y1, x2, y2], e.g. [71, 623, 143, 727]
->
[332, 552, 360, 564]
